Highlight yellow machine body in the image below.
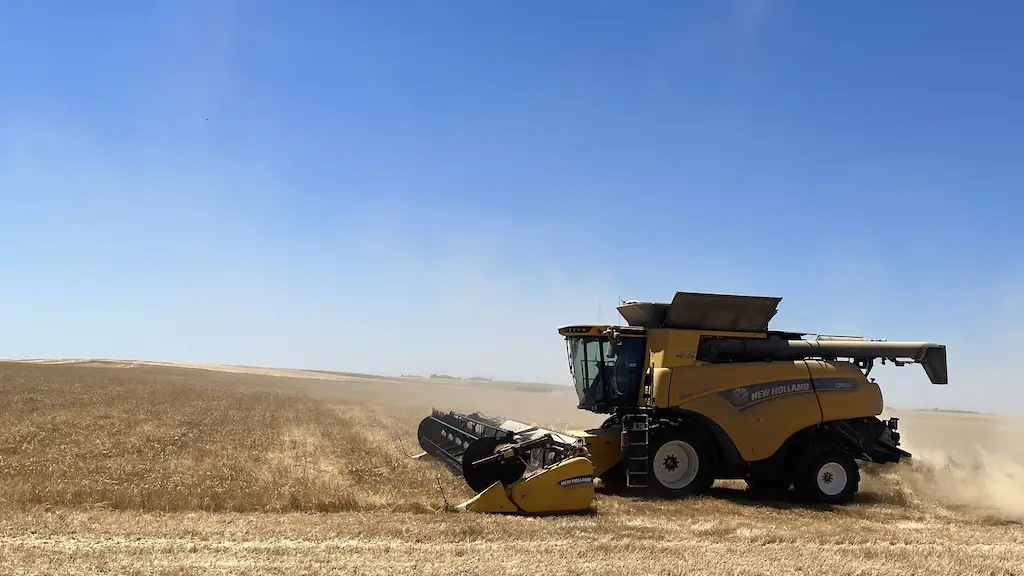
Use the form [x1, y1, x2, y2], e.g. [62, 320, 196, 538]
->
[417, 291, 947, 513]
[646, 343, 882, 462]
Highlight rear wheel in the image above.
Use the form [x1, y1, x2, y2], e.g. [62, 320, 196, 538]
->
[648, 429, 715, 497]
[794, 449, 860, 504]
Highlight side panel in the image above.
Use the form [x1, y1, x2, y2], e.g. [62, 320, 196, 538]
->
[668, 361, 823, 462]
[646, 328, 768, 374]
[651, 368, 672, 408]
[648, 328, 767, 410]
[647, 329, 702, 408]
[807, 360, 884, 421]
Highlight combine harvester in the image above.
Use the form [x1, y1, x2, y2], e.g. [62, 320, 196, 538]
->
[415, 291, 948, 514]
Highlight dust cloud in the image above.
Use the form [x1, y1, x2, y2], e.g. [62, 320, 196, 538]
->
[865, 411, 1024, 521]
[900, 447, 1024, 521]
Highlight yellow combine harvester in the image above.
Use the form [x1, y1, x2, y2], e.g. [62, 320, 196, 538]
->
[414, 291, 948, 514]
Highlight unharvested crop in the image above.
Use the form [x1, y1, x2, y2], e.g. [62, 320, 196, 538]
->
[0, 363, 471, 514]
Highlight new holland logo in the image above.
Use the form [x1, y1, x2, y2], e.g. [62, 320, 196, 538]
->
[750, 381, 812, 402]
[558, 475, 594, 487]
[732, 387, 750, 404]
[721, 379, 814, 410]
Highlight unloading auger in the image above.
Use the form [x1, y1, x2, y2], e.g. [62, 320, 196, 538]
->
[414, 291, 949, 514]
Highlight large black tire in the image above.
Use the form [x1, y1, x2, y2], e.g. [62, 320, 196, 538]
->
[794, 448, 860, 504]
[647, 428, 716, 498]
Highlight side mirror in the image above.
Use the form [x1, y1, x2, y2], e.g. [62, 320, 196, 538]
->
[604, 330, 620, 359]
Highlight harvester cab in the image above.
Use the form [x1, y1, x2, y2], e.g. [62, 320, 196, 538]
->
[414, 291, 948, 514]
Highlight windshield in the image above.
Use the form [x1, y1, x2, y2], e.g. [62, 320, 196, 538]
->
[566, 335, 646, 409]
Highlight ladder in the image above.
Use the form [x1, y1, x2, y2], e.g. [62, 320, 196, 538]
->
[623, 360, 657, 488]
[623, 413, 651, 488]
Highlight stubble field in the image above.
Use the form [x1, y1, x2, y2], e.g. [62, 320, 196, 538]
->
[1, 360, 1022, 575]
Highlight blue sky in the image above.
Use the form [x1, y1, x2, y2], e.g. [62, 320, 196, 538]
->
[1, 1, 1021, 414]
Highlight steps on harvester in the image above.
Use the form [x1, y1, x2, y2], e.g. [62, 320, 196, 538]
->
[624, 413, 650, 488]
[624, 362, 656, 489]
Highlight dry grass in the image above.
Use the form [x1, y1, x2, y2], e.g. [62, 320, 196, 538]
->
[0, 363, 472, 514]
[1, 361, 1023, 575]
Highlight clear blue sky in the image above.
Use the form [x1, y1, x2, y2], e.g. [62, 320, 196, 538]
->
[1, 1, 1021, 413]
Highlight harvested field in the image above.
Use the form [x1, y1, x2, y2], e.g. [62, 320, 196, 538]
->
[1, 360, 1023, 575]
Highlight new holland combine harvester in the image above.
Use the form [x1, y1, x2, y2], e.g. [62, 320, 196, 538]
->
[414, 291, 948, 514]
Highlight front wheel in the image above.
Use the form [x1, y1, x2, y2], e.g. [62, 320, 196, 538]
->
[648, 430, 715, 497]
[794, 449, 860, 504]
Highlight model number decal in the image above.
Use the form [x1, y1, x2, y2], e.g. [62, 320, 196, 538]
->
[558, 475, 593, 487]
[816, 378, 858, 391]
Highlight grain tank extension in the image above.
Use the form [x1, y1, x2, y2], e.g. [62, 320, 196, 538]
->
[413, 291, 948, 514]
